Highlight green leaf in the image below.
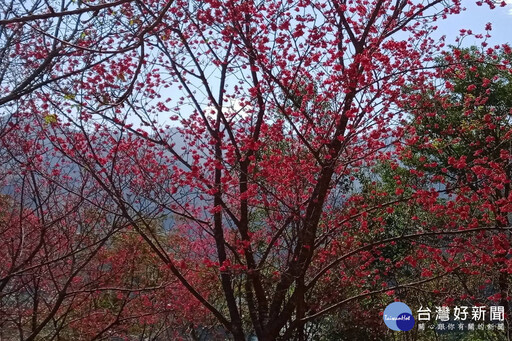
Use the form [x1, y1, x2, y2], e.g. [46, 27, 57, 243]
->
[43, 114, 58, 125]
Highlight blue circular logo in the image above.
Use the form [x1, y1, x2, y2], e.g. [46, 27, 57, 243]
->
[383, 302, 415, 331]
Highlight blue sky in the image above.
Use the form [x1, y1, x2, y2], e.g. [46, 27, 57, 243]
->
[435, 1, 512, 46]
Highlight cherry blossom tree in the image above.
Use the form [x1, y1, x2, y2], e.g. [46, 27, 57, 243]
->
[1, 0, 511, 340]
[394, 44, 512, 338]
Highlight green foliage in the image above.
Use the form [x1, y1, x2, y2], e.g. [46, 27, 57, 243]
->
[404, 46, 512, 183]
